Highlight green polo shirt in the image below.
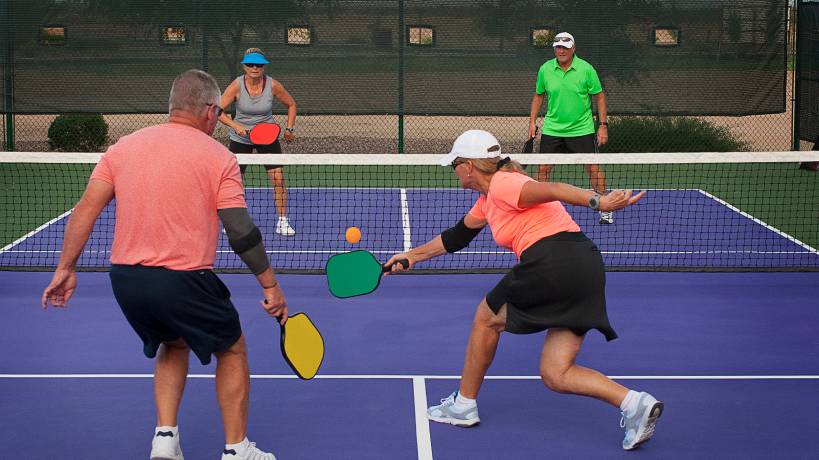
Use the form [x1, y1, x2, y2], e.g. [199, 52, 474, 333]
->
[535, 56, 603, 137]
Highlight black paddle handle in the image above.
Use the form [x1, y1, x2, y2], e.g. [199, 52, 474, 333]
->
[382, 258, 409, 272]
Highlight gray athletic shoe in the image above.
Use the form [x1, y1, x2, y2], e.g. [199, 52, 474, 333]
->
[427, 391, 480, 427]
[621, 392, 663, 450]
[599, 211, 614, 224]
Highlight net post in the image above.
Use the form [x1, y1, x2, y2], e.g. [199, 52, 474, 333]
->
[196, 0, 208, 72]
[398, 0, 405, 154]
[3, 0, 14, 151]
[792, 0, 800, 151]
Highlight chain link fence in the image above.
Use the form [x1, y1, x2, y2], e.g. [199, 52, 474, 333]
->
[2, 0, 797, 154]
[6, 103, 797, 154]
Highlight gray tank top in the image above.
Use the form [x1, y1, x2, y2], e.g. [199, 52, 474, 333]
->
[228, 75, 276, 144]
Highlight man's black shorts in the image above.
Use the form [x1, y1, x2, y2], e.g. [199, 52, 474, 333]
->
[229, 139, 283, 172]
[539, 133, 598, 154]
[109, 264, 242, 365]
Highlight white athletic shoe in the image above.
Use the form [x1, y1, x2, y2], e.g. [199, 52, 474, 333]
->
[275, 217, 296, 237]
[150, 429, 183, 460]
[427, 391, 480, 427]
[621, 392, 664, 450]
[221, 440, 275, 460]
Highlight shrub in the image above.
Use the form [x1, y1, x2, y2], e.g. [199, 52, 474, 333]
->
[48, 114, 108, 152]
[601, 116, 748, 153]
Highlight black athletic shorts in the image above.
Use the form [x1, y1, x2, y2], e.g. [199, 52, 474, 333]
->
[539, 133, 598, 154]
[485, 232, 618, 341]
[109, 264, 242, 365]
[229, 139, 283, 172]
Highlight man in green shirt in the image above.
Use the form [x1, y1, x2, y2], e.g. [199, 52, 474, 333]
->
[528, 32, 613, 224]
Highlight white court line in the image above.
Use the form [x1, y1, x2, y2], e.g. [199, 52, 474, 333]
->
[246, 187, 699, 191]
[0, 208, 73, 254]
[4, 249, 814, 256]
[413, 377, 433, 460]
[400, 188, 413, 252]
[696, 189, 819, 255]
[2, 374, 818, 380]
[448, 250, 815, 255]
[599, 250, 813, 255]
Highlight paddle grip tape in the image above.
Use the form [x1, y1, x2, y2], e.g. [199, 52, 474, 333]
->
[441, 217, 482, 253]
[218, 208, 270, 275]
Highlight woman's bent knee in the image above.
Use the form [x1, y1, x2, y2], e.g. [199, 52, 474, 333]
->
[540, 367, 571, 393]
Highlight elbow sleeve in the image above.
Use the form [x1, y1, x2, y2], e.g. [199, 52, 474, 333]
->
[440, 218, 482, 253]
[218, 208, 270, 274]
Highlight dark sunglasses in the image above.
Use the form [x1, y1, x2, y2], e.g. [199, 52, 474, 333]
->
[244, 63, 265, 68]
[206, 103, 224, 117]
[451, 160, 467, 170]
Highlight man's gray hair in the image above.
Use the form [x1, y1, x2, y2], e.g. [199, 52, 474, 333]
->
[168, 69, 221, 114]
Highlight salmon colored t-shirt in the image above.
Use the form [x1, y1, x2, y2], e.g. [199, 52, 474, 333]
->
[469, 171, 580, 258]
[90, 122, 246, 270]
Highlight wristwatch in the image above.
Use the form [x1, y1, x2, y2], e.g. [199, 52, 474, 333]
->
[588, 193, 601, 210]
[599, 121, 608, 126]
[285, 127, 295, 133]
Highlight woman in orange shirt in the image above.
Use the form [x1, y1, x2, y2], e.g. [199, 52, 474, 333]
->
[385, 130, 662, 451]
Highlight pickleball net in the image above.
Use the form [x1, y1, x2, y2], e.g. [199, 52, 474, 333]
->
[1, 151, 817, 272]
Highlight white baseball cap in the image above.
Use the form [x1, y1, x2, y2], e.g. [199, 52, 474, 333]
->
[439, 130, 502, 166]
[553, 32, 575, 49]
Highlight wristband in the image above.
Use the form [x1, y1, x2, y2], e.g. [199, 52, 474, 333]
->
[263, 281, 278, 289]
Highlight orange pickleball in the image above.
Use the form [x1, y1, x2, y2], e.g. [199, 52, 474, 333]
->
[345, 226, 362, 244]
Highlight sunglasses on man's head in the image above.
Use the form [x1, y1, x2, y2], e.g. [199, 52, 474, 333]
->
[244, 63, 265, 68]
[554, 37, 572, 42]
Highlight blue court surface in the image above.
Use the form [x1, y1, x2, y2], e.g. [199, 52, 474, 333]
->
[2, 271, 818, 459]
[2, 187, 817, 270]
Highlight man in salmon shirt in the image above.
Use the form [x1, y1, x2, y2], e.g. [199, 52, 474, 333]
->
[42, 70, 281, 460]
[385, 130, 663, 451]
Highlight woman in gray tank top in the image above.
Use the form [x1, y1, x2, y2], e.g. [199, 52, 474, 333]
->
[218, 48, 298, 236]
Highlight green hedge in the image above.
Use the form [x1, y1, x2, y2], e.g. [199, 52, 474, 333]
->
[48, 114, 109, 152]
[601, 116, 748, 153]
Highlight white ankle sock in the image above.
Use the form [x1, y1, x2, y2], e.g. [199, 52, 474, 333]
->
[155, 425, 178, 437]
[225, 437, 250, 455]
[620, 390, 641, 415]
[453, 392, 477, 410]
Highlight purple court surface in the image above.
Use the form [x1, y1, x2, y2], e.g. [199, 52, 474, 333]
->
[2, 271, 818, 459]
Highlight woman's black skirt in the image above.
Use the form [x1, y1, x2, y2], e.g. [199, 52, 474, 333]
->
[485, 231, 618, 341]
